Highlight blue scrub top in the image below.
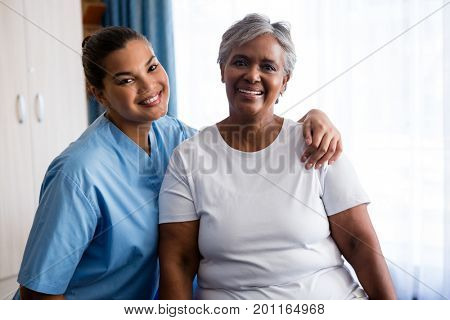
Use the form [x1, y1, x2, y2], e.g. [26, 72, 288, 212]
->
[16, 114, 196, 299]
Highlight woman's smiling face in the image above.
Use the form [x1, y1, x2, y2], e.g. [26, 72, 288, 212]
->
[221, 34, 289, 119]
[95, 39, 170, 126]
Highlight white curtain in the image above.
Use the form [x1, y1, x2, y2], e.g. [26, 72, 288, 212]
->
[443, 0, 450, 300]
[172, 0, 449, 299]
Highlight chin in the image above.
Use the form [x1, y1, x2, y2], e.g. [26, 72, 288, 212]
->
[147, 105, 168, 121]
[236, 105, 264, 116]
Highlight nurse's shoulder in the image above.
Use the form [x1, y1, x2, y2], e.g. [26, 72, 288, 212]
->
[153, 115, 197, 141]
[151, 115, 198, 155]
[43, 114, 116, 186]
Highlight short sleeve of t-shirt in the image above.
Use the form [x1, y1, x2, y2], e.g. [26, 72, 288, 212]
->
[159, 150, 198, 224]
[17, 170, 98, 295]
[319, 154, 370, 216]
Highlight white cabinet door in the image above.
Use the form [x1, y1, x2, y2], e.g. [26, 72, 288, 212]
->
[0, 0, 88, 282]
[23, 0, 88, 203]
[0, 0, 36, 280]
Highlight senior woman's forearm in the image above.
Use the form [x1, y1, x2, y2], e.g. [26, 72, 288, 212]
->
[158, 222, 200, 299]
[346, 239, 396, 299]
[329, 206, 396, 299]
[159, 263, 195, 299]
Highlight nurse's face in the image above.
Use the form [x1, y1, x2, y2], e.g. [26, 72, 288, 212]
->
[95, 39, 170, 126]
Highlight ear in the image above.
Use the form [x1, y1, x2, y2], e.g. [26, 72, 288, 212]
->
[282, 74, 290, 93]
[91, 86, 108, 108]
[220, 64, 225, 83]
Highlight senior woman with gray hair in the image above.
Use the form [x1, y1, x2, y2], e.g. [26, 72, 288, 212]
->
[158, 14, 396, 299]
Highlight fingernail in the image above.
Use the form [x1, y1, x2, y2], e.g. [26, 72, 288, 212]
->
[301, 156, 307, 162]
[329, 160, 334, 165]
[316, 163, 322, 168]
[306, 163, 312, 169]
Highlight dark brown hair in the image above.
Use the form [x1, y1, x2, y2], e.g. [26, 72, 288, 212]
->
[82, 26, 149, 90]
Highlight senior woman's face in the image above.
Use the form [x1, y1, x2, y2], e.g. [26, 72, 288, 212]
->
[221, 34, 289, 119]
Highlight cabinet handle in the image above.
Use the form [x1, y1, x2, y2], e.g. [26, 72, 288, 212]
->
[35, 93, 45, 123]
[16, 94, 27, 124]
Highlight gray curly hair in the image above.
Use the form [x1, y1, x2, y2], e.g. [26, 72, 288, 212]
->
[217, 13, 296, 76]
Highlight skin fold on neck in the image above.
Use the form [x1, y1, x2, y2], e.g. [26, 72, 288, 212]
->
[217, 108, 284, 153]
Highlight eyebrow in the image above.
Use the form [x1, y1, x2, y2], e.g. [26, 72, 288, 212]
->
[113, 56, 155, 77]
[231, 54, 248, 61]
[231, 54, 279, 66]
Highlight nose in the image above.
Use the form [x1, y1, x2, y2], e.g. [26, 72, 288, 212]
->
[137, 76, 156, 95]
[243, 65, 261, 83]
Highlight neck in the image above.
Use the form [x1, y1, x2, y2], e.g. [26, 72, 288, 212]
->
[218, 110, 283, 152]
[105, 112, 151, 155]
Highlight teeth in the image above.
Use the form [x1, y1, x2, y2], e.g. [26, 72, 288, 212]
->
[238, 88, 262, 95]
[140, 94, 159, 105]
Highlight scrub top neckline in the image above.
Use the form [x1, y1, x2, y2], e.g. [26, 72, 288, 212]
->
[100, 114, 158, 171]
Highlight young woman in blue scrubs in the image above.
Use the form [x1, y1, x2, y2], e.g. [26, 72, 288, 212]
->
[16, 26, 343, 299]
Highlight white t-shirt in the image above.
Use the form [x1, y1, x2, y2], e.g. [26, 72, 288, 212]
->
[159, 119, 370, 299]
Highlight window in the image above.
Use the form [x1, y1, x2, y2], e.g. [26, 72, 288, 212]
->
[172, 0, 449, 299]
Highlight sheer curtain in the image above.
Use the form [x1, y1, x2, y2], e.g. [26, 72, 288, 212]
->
[443, 0, 450, 300]
[172, 0, 449, 299]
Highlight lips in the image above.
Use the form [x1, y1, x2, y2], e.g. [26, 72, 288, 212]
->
[236, 86, 264, 98]
[137, 92, 161, 107]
